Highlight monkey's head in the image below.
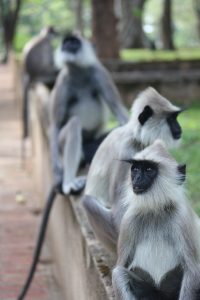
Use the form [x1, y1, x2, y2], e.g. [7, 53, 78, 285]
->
[124, 140, 186, 210]
[130, 87, 184, 149]
[57, 33, 98, 67]
[41, 26, 58, 37]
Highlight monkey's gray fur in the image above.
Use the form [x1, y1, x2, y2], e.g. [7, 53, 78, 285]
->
[83, 87, 184, 252]
[49, 33, 128, 195]
[22, 26, 58, 139]
[112, 140, 200, 300]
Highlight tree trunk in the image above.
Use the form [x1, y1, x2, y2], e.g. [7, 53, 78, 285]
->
[70, 0, 84, 35]
[161, 0, 175, 50]
[119, 0, 147, 49]
[0, 0, 22, 62]
[193, 0, 200, 40]
[91, 0, 120, 60]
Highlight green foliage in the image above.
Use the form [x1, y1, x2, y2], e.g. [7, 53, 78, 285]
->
[132, 7, 142, 19]
[121, 48, 200, 62]
[14, 0, 76, 52]
[144, 0, 200, 48]
[172, 104, 200, 214]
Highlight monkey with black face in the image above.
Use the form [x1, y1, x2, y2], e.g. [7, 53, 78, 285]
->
[112, 140, 200, 300]
[50, 33, 129, 195]
[22, 26, 58, 139]
[83, 87, 184, 252]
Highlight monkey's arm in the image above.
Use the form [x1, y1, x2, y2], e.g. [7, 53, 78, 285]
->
[50, 124, 63, 185]
[82, 195, 118, 251]
[49, 70, 69, 185]
[94, 65, 129, 125]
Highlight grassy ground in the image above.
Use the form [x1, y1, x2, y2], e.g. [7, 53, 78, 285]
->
[172, 104, 200, 215]
[109, 104, 200, 214]
[121, 48, 200, 62]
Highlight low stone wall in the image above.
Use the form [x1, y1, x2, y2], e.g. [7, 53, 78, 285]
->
[105, 60, 200, 106]
[14, 57, 200, 111]
[30, 85, 115, 300]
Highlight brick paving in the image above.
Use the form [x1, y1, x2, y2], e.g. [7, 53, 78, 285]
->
[0, 64, 61, 300]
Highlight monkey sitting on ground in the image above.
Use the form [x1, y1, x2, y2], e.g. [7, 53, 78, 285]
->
[112, 140, 200, 300]
[50, 33, 129, 195]
[22, 26, 58, 139]
[83, 87, 184, 253]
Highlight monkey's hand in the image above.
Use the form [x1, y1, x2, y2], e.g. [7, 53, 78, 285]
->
[62, 176, 86, 196]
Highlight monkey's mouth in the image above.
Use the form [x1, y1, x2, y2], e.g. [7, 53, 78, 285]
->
[133, 186, 146, 194]
[173, 132, 182, 140]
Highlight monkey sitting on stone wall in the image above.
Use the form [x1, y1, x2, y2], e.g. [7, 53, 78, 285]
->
[22, 26, 59, 139]
[113, 140, 200, 300]
[16, 32, 128, 300]
[49, 33, 129, 195]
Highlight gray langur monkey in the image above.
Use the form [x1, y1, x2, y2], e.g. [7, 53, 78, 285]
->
[22, 26, 58, 139]
[83, 87, 184, 253]
[50, 33, 129, 195]
[16, 33, 128, 300]
[112, 140, 200, 300]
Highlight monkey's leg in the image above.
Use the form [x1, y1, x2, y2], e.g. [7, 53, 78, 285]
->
[113, 266, 162, 300]
[50, 124, 63, 186]
[112, 266, 137, 300]
[59, 116, 84, 195]
[82, 195, 117, 252]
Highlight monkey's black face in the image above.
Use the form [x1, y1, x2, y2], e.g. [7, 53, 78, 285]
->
[167, 112, 182, 140]
[62, 35, 81, 54]
[130, 160, 158, 194]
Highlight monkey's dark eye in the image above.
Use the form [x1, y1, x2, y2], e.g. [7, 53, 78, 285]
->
[133, 167, 139, 171]
[146, 167, 153, 172]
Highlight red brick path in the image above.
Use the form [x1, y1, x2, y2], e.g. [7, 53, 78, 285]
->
[0, 64, 61, 300]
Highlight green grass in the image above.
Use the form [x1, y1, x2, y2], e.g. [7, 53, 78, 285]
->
[172, 105, 200, 215]
[121, 48, 200, 62]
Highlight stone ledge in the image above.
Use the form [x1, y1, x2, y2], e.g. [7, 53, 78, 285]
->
[30, 85, 115, 300]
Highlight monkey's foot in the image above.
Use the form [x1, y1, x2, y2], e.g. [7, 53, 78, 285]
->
[62, 176, 86, 195]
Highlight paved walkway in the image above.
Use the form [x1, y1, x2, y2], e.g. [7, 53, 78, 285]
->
[0, 63, 61, 300]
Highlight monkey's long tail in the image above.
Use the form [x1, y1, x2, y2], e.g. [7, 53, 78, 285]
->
[17, 186, 57, 300]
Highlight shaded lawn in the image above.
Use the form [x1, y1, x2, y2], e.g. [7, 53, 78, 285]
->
[121, 48, 200, 62]
[109, 104, 200, 214]
[172, 104, 200, 215]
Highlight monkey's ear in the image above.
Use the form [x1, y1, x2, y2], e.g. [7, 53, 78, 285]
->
[177, 164, 186, 183]
[138, 105, 154, 125]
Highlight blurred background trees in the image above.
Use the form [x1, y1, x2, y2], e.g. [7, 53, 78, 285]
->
[0, 0, 22, 62]
[0, 0, 200, 61]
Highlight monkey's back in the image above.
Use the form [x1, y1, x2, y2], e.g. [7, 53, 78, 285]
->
[85, 124, 134, 208]
[23, 36, 54, 78]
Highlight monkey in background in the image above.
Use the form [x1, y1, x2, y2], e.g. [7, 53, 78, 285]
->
[50, 33, 129, 195]
[113, 140, 200, 300]
[22, 26, 59, 139]
[83, 87, 184, 252]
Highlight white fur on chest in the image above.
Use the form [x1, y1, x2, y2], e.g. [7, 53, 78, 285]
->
[70, 98, 107, 132]
[130, 238, 179, 285]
